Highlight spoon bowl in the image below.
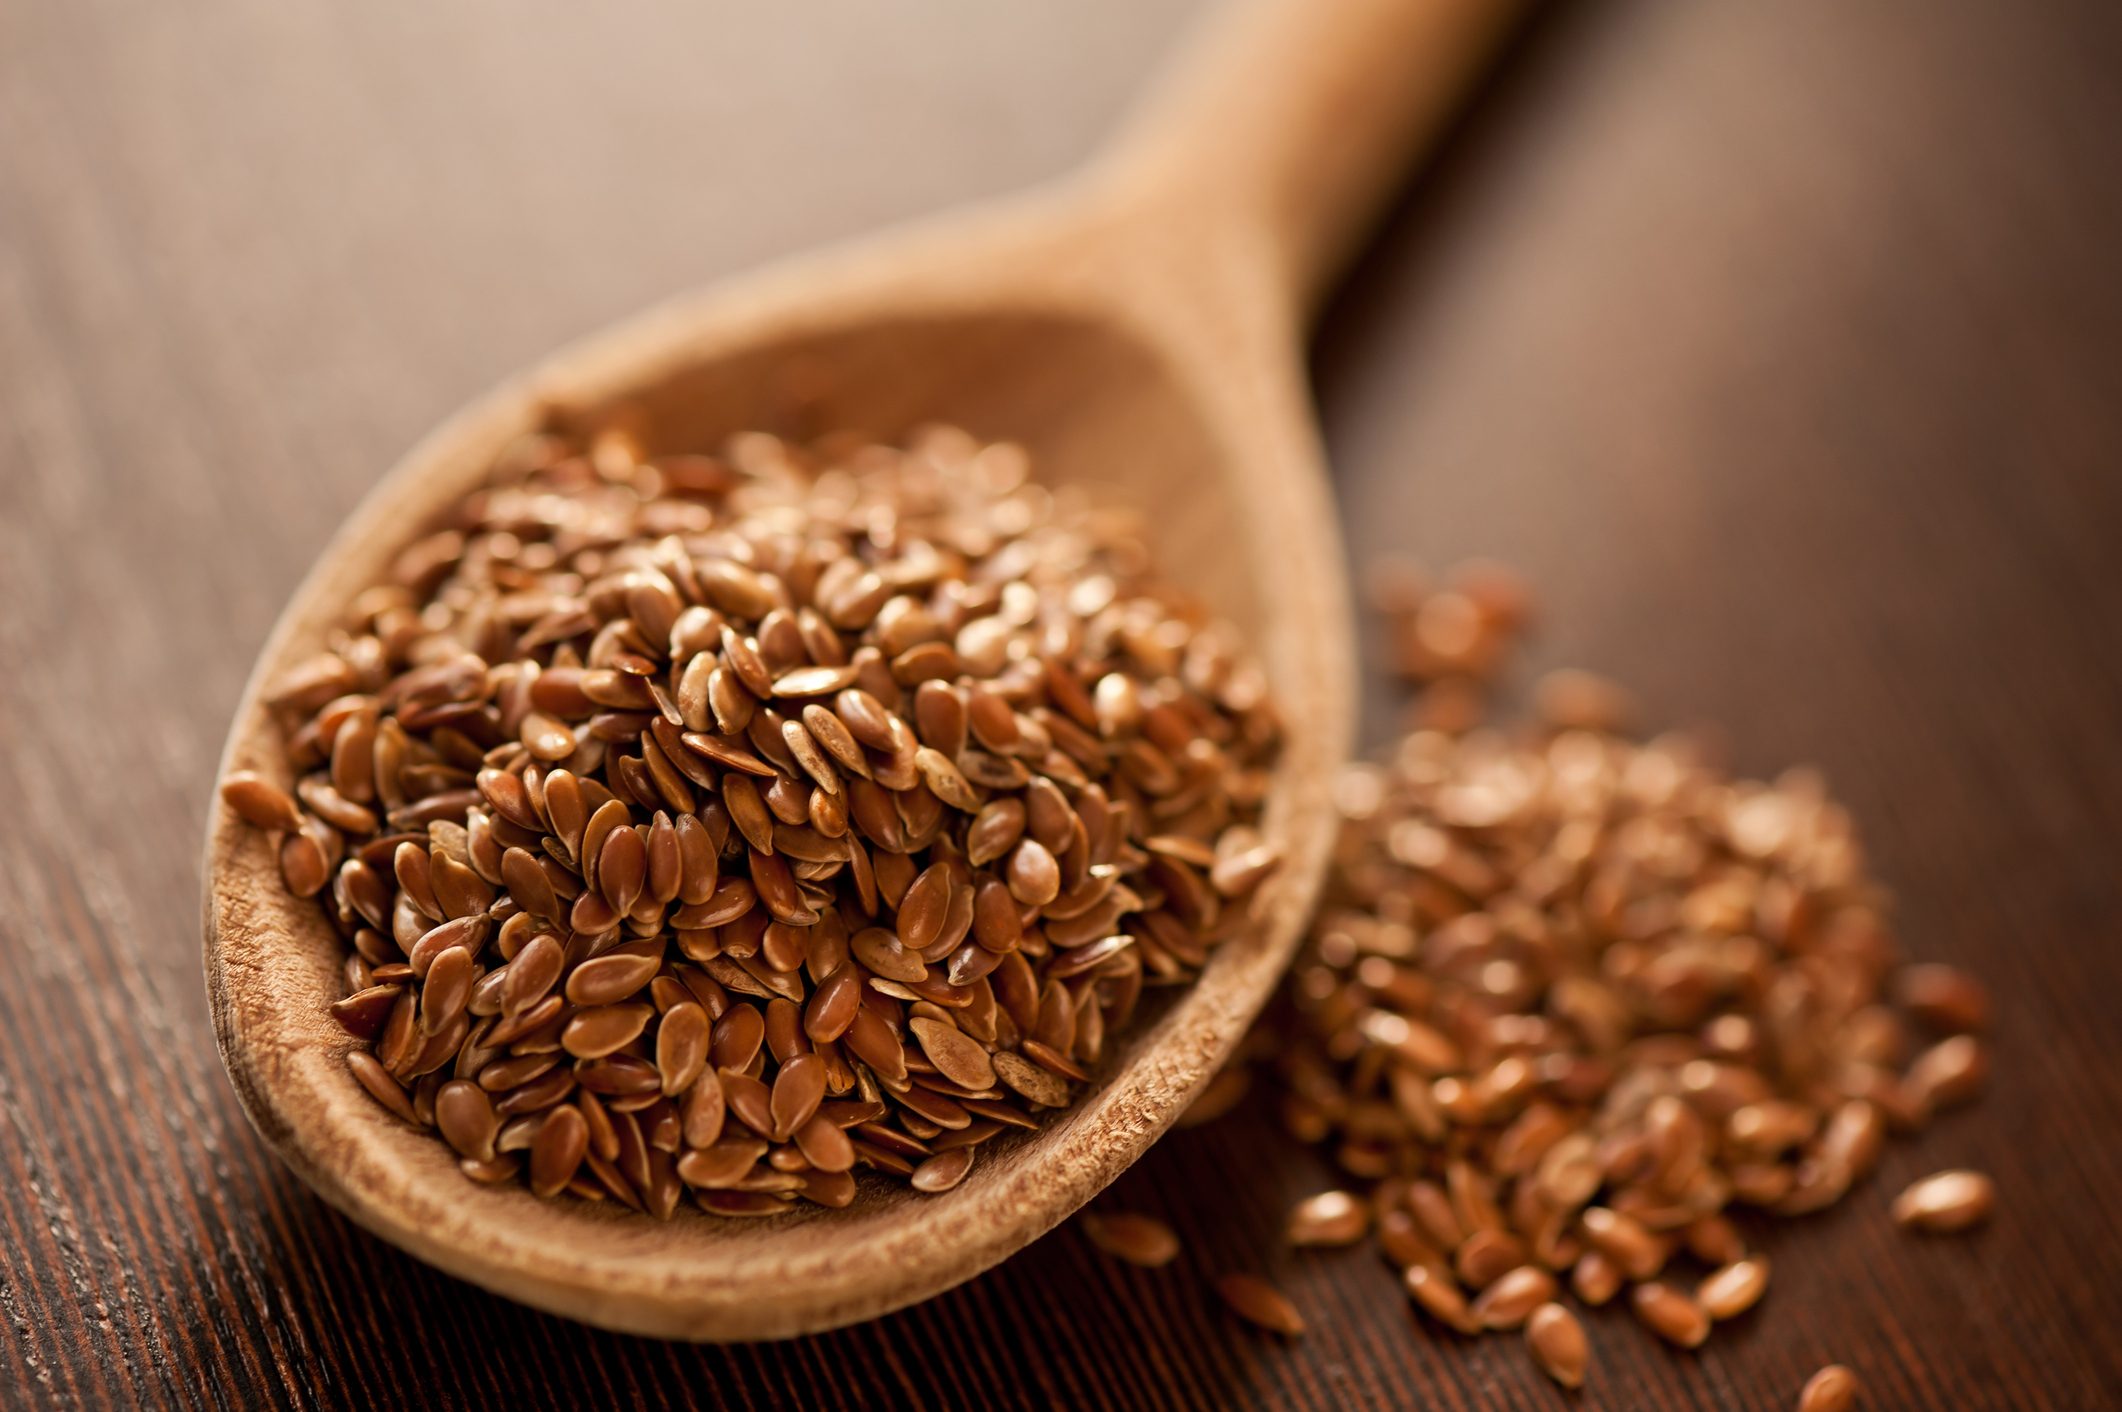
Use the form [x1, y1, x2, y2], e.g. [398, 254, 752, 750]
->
[204, 0, 1520, 1339]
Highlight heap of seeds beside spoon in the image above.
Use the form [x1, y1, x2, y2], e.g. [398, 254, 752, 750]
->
[220, 421, 1282, 1216]
[1086, 562, 1993, 1409]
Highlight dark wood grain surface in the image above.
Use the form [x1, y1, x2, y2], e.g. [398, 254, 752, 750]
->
[3, 0, 2119, 1407]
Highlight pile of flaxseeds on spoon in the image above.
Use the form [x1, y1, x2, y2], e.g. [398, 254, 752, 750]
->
[222, 422, 1283, 1215]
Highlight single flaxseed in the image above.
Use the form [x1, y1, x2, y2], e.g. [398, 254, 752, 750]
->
[1525, 1302, 1588, 1390]
[1403, 1264, 1479, 1335]
[1893, 964, 1990, 1034]
[1580, 1206, 1665, 1282]
[1696, 1255, 1770, 1321]
[1287, 1190, 1369, 1248]
[1454, 1228, 1529, 1288]
[1905, 1035, 1988, 1112]
[909, 1147, 976, 1194]
[220, 772, 304, 832]
[1471, 1265, 1557, 1330]
[1798, 1364, 1861, 1412]
[1080, 1210, 1181, 1268]
[1890, 1170, 1994, 1233]
[1570, 1250, 1623, 1307]
[1631, 1282, 1711, 1349]
[346, 1051, 417, 1125]
[1217, 1273, 1304, 1336]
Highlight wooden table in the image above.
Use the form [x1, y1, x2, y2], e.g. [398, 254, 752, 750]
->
[3, 1, 2117, 1406]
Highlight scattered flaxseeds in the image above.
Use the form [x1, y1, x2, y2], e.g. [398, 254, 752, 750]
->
[222, 422, 1282, 1216]
[1224, 560, 1992, 1395]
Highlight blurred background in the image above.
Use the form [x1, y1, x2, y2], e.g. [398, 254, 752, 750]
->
[2, 1, 2118, 1407]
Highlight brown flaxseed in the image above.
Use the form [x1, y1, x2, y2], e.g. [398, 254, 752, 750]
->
[1471, 1265, 1557, 1330]
[1286, 1190, 1369, 1248]
[1894, 964, 1990, 1034]
[1217, 1273, 1304, 1336]
[220, 771, 304, 832]
[1570, 1250, 1623, 1307]
[1696, 1255, 1770, 1321]
[1798, 1364, 1861, 1412]
[1904, 1035, 1988, 1112]
[1453, 1227, 1528, 1288]
[1580, 1206, 1666, 1282]
[1890, 1170, 1994, 1233]
[346, 1051, 417, 1125]
[1403, 1264, 1479, 1335]
[529, 1103, 588, 1197]
[1080, 1210, 1181, 1268]
[1525, 1302, 1588, 1390]
[909, 1147, 976, 1194]
[1631, 1281, 1711, 1349]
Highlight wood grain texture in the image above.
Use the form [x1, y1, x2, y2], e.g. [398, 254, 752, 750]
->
[4, 0, 2120, 1405]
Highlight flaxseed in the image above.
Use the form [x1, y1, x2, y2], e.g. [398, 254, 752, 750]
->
[1216, 1273, 1304, 1336]
[1890, 1169, 1994, 1233]
[1525, 1302, 1588, 1389]
[1081, 1210, 1182, 1268]
[1799, 1364, 1861, 1412]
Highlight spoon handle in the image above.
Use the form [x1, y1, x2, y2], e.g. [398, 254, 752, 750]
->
[1096, 0, 1528, 318]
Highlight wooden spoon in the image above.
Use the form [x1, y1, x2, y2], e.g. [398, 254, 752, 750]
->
[204, 0, 1522, 1340]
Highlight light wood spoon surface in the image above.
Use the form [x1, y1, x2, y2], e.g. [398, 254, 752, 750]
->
[203, 0, 1522, 1340]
